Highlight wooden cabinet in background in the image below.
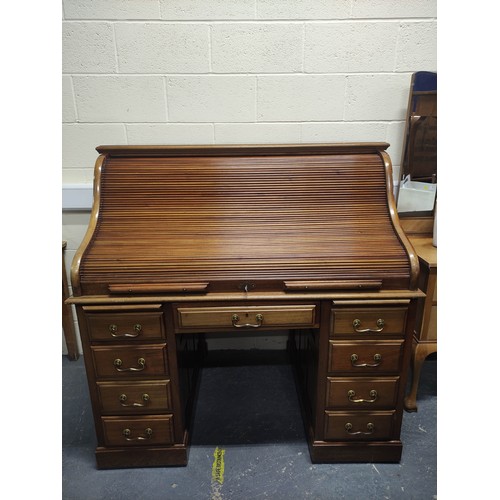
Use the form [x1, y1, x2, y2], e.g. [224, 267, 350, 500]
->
[404, 236, 437, 412]
[62, 241, 79, 360]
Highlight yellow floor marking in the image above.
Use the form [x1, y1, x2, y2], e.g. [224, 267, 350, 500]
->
[210, 447, 226, 499]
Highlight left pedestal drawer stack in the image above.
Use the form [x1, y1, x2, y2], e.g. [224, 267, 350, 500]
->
[76, 304, 182, 468]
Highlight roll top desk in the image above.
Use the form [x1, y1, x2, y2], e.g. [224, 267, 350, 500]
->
[69, 143, 421, 468]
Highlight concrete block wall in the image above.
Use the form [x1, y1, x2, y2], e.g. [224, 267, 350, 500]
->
[62, 0, 436, 354]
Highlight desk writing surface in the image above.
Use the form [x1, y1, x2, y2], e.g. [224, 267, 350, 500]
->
[408, 236, 436, 268]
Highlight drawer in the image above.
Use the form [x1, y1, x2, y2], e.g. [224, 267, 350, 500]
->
[331, 307, 407, 338]
[174, 304, 318, 332]
[324, 411, 395, 441]
[101, 415, 174, 447]
[92, 344, 168, 378]
[97, 380, 172, 414]
[326, 377, 399, 409]
[85, 310, 165, 341]
[328, 341, 403, 374]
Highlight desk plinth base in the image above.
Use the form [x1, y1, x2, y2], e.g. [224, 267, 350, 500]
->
[95, 445, 188, 469]
[308, 440, 403, 463]
[95, 441, 402, 468]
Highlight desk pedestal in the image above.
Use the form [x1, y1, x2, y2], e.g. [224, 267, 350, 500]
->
[74, 296, 417, 468]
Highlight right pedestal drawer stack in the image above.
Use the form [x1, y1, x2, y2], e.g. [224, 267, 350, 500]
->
[324, 301, 413, 460]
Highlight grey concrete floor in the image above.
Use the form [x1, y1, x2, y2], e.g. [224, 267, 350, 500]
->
[62, 351, 437, 499]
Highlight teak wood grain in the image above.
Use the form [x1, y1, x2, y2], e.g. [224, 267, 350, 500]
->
[71, 144, 418, 296]
[69, 144, 421, 468]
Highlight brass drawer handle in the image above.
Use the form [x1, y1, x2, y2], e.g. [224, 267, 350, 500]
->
[345, 422, 375, 435]
[119, 393, 150, 407]
[113, 357, 146, 372]
[347, 389, 378, 403]
[352, 318, 385, 333]
[108, 323, 142, 338]
[350, 353, 382, 367]
[122, 427, 153, 441]
[231, 313, 264, 328]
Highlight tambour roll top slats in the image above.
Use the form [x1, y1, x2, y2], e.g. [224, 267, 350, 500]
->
[73, 144, 416, 296]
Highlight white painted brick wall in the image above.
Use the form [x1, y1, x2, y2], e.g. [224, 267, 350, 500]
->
[73, 76, 167, 122]
[304, 22, 400, 73]
[345, 74, 411, 121]
[62, 22, 117, 74]
[126, 124, 215, 144]
[114, 23, 210, 73]
[211, 24, 303, 73]
[167, 75, 257, 122]
[63, 123, 127, 168]
[257, 1, 352, 20]
[61, 0, 436, 352]
[257, 75, 346, 121]
[61, 0, 436, 354]
[63, 0, 161, 20]
[160, 0, 256, 20]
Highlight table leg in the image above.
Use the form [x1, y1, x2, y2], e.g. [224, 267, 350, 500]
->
[62, 243, 79, 360]
[404, 341, 436, 412]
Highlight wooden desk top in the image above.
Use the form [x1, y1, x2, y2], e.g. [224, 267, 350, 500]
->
[408, 237, 436, 268]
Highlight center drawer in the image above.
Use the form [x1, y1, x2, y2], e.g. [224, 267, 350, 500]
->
[174, 304, 318, 332]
